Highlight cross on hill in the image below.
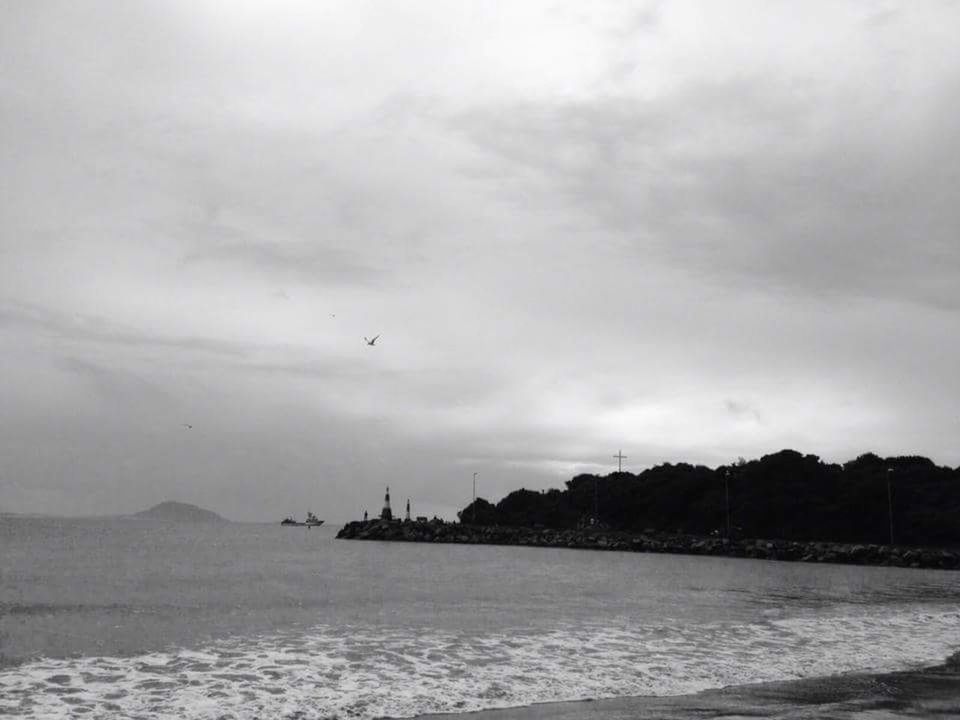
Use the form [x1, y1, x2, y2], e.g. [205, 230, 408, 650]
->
[613, 450, 627, 472]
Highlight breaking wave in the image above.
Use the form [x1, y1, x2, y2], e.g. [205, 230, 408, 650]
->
[2, 604, 958, 719]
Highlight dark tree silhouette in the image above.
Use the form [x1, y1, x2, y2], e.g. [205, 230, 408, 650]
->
[457, 450, 960, 547]
[457, 497, 498, 525]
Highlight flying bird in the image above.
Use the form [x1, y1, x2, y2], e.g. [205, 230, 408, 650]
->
[364, 335, 380, 346]
[182, 424, 193, 429]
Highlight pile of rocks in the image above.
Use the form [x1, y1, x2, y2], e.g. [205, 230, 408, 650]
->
[336, 519, 960, 570]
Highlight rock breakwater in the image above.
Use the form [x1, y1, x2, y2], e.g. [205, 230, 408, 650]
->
[337, 520, 960, 570]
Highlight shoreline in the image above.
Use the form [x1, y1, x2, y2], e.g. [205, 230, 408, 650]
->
[418, 654, 960, 720]
[337, 519, 960, 571]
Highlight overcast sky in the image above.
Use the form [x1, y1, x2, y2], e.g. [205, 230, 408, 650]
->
[2, 1, 958, 521]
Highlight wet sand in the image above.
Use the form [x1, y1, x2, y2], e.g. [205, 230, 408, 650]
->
[422, 657, 960, 720]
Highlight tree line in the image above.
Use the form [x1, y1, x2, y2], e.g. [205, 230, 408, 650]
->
[457, 449, 960, 547]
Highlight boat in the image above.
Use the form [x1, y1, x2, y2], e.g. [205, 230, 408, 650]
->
[281, 512, 324, 528]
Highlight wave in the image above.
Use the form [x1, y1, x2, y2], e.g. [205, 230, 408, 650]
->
[1, 605, 958, 719]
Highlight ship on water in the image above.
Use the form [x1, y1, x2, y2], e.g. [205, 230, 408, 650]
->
[280, 511, 323, 527]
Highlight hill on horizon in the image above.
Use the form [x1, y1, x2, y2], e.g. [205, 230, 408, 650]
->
[134, 501, 226, 523]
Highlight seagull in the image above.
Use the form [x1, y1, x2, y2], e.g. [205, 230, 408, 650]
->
[182, 424, 193, 430]
[364, 335, 380, 346]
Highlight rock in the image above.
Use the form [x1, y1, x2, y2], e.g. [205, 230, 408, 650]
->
[335, 521, 960, 571]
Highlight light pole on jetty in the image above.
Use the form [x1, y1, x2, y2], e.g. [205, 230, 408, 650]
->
[886, 468, 895, 545]
[472, 472, 478, 524]
[594, 475, 598, 524]
[723, 468, 731, 539]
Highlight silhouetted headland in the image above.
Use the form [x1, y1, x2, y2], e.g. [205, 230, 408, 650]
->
[338, 449, 960, 570]
[134, 501, 225, 523]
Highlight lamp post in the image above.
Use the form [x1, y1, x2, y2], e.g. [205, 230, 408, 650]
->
[593, 475, 598, 525]
[886, 468, 894, 545]
[724, 467, 731, 539]
[473, 472, 478, 524]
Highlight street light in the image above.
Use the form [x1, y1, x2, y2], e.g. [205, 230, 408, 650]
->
[593, 475, 598, 525]
[723, 467, 731, 539]
[886, 467, 894, 545]
[473, 472, 478, 524]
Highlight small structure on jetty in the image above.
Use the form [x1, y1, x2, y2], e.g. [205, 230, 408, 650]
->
[381, 486, 393, 521]
[365, 488, 425, 525]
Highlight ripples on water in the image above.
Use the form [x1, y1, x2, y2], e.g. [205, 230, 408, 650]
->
[1, 517, 958, 719]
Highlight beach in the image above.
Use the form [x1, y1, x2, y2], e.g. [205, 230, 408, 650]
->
[424, 657, 960, 720]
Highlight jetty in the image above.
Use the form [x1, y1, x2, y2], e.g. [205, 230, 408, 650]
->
[336, 519, 960, 571]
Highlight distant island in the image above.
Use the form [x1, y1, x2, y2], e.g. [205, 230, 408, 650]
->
[134, 501, 225, 523]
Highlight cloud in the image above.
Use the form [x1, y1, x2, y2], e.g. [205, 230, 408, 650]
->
[0, 300, 249, 358]
[451, 69, 960, 309]
[56, 356, 169, 407]
[180, 240, 383, 287]
[3, 1, 960, 518]
[724, 399, 763, 424]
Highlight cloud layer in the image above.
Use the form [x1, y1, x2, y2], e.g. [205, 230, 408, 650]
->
[2, 1, 959, 519]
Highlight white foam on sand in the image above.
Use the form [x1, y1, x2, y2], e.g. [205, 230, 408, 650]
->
[2, 604, 958, 719]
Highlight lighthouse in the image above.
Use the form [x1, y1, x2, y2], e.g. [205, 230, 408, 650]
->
[381, 486, 393, 521]
[405, 498, 411, 522]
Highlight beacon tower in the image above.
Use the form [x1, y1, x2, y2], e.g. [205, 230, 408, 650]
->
[381, 486, 393, 521]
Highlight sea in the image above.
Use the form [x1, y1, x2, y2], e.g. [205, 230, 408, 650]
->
[1, 517, 958, 719]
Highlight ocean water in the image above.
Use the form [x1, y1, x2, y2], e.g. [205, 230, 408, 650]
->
[1, 517, 958, 719]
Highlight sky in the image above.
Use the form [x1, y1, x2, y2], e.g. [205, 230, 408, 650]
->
[2, 1, 959, 521]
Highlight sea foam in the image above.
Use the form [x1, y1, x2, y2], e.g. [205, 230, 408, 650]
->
[1, 604, 958, 719]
